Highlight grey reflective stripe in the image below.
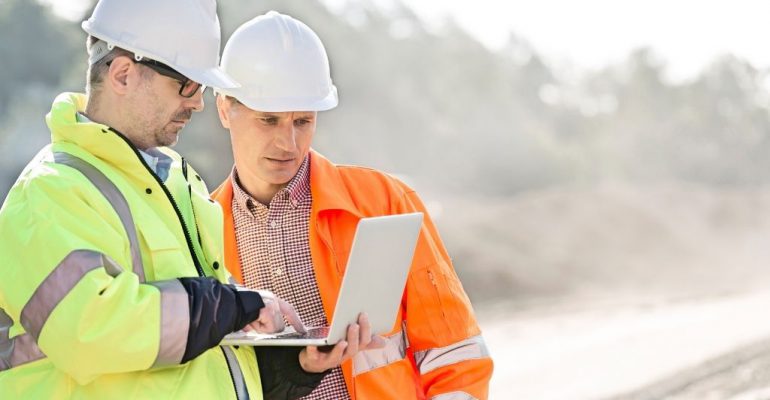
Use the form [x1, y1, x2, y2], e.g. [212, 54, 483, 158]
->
[0, 332, 46, 372]
[431, 391, 478, 400]
[101, 252, 125, 277]
[414, 335, 490, 375]
[1, 309, 46, 372]
[20, 250, 107, 340]
[221, 346, 249, 400]
[353, 330, 407, 376]
[3, 250, 126, 372]
[54, 152, 145, 282]
[148, 280, 190, 366]
[0, 308, 12, 364]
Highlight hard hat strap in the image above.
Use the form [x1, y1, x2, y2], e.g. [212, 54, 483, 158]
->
[88, 39, 112, 65]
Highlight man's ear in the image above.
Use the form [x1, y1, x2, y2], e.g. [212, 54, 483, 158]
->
[216, 94, 231, 129]
[106, 55, 134, 96]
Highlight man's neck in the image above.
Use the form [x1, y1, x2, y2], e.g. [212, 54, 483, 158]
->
[83, 96, 104, 126]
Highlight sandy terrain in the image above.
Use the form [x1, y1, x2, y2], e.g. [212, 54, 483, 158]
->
[479, 290, 770, 399]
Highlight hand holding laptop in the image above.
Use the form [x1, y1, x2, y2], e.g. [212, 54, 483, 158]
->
[299, 313, 387, 373]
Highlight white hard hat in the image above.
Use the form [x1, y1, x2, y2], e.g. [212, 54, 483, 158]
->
[82, 0, 238, 89]
[217, 11, 338, 112]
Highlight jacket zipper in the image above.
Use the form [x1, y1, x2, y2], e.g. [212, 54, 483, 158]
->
[109, 128, 205, 277]
[108, 129, 244, 398]
[181, 158, 205, 250]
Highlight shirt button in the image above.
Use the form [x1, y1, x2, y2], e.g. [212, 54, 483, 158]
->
[270, 221, 279, 228]
[274, 268, 283, 276]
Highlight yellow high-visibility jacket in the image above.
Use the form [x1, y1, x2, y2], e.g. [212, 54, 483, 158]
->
[0, 93, 263, 399]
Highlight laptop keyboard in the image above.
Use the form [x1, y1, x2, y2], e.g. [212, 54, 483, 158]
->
[275, 326, 330, 339]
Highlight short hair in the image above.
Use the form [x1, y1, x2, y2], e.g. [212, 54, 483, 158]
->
[224, 95, 241, 105]
[85, 36, 152, 96]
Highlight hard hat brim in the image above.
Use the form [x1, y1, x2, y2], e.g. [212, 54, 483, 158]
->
[217, 85, 338, 112]
[174, 64, 240, 89]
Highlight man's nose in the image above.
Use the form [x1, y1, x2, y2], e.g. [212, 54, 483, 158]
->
[184, 88, 205, 112]
[274, 124, 298, 152]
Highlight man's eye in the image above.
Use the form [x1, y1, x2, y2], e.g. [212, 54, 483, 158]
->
[260, 118, 278, 125]
[295, 119, 311, 126]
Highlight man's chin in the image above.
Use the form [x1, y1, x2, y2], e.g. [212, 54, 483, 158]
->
[157, 128, 181, 147]
[158, 123, 184, 147]
[265, 170, 298, 186]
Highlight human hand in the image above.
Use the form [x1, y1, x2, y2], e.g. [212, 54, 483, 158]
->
[298, 313, 387, 373]
[243, 290, 306, 334]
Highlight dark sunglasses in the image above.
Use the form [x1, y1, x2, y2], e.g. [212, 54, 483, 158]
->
[107, 57, 206, 98]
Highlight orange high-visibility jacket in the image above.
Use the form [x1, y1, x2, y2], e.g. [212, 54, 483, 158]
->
[213, 150, 493, 399]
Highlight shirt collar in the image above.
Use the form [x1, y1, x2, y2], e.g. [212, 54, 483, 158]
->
[230, 154, 311, 211]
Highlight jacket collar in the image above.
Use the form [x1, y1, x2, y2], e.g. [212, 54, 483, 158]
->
[308, 150, 362, 218]
[213, 149, 364, 217]
[46, 92, 178, 180]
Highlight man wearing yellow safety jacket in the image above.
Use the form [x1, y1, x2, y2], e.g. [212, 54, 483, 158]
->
[212, 12, 494, 399]
[0, 1, 378, 399]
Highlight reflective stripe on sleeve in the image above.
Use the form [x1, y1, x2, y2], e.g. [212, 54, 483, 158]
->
[20, 250, 112, 340]
[0, 308, 12, 364]
[0, 309, 45, 372]
[431, 391, 478, 400]
[148, 280, 190, 366]
[54, 152, 145, 282]
[352, 329, 407, 376]
[0, 333, 46, 372]
[414, 335, 490, 375]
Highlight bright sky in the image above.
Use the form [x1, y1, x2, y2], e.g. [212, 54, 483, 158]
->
[328, 0, 770, 81]
[44, 0, 770, 81]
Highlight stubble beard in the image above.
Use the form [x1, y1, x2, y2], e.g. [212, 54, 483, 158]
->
[129, 78, 191, 149]
[154, 108, 193, 148]
[154, 123, 181, 148]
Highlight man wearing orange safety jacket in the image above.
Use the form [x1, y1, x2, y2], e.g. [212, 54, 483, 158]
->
[212, 11, 493, 399]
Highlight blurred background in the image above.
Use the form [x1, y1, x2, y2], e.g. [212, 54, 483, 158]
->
[5, 0, 770, 398]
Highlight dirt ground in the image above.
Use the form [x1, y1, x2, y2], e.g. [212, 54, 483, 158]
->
[609, 336, 770, 400]
[478, 290, 770, 400]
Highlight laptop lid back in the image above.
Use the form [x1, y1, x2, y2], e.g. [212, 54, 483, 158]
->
[325, 212, 423, 343]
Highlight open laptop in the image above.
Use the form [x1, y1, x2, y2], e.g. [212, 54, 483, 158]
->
[221, 212, 424, 346]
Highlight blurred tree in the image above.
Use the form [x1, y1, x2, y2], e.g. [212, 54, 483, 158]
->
[0, 0, 82, 118]
[573, 49, 770, 186]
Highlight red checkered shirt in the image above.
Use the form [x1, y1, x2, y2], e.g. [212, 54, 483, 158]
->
[231, 155, 350, 399]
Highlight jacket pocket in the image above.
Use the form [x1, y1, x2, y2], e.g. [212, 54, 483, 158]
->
[408, 261, 473, 343]
[135, 216, 186, 281]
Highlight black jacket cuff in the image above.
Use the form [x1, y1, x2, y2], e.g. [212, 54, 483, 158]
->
[177, 277, 265, 363]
